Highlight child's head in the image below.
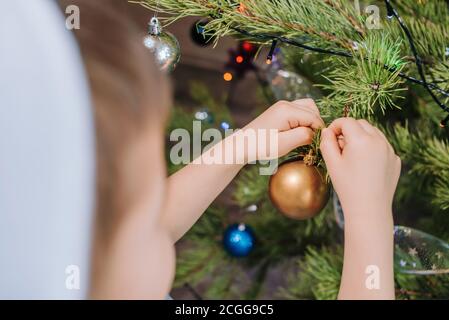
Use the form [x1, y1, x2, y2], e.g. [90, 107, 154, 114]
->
[60, 0, 175, 297]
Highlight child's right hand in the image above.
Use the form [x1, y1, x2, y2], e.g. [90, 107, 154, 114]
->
[321, 118, 399, 299]
[320, 118, 401, 221]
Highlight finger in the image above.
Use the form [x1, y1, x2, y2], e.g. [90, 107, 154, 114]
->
[357, 119, 376, 135]
[294, 104, 323, 123]
[279, 127, 314, 152]
[295, 107, 325, 129]
[292, 98, 320, 116]
[397, 156, 402, 175]
[395, 156, 402, 183]
[285, 103, 324, 130]
[328, 118, 367, 143]
[364, 124, 392, 152]
[320, 128, 342, 171]
[357, 120, 388, 142]
[337, 135, 346, 149]
[373, 126, 389, 144]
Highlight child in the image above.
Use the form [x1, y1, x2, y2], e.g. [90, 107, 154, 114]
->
[66, 0, 400, 300]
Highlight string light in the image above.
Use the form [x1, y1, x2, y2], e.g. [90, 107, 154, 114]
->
[236, 55, 244, 64]
[223, 72, 233, 82]
[220, 121, 231, 130]
[242, 41, 253, 52]
[384, 0, 449, 126]
[266, 39, 278, 65]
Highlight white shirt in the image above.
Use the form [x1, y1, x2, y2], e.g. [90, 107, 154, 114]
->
[0, 0, 95, 299]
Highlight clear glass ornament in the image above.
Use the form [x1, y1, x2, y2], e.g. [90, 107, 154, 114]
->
[333, 193, 449, 274]
[266, 63, 322, 101]
[394, 226, 449, 275]
[143, 17, 180, 73]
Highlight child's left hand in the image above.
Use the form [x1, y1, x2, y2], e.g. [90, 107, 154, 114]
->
[240, 99, 324, 162]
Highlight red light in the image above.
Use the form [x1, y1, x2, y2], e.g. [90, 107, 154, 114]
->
[236, 55, 244, 64]
[242, 41, 253, 52]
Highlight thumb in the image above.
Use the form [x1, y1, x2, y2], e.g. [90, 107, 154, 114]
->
[320, 128, 342, 171]
[278, 127, 314, 156]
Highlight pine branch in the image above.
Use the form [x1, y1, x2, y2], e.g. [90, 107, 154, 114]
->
[136, 0, 449, 121]
[386, 123, 449, 211]
[321, 33, 406, 119]
[280, 246, 343, 300]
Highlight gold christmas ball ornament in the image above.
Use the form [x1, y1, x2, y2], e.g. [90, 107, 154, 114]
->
[269, 159, 330, 220]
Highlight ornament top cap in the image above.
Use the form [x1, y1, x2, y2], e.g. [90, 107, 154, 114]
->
[148, 16, 162, 35]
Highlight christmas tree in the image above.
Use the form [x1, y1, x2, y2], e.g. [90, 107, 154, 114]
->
[137, 0, 449, 299]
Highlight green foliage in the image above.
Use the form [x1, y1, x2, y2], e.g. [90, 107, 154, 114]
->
[245, 202, 337, 263]
[167, 81, 233, 135]
[175, 243, 225, 287]
[395, 272, 449, 300]
[320, 34, 405, 120]
[434, 172, 449, 210]
[166, 82, 233, 174]
[234, 165, 269, 207]
[395, 0, 449, 26]
[282, 245, 449, 300]
[173, 206, 244, 298]
[387, 123, 449, 211]
[135, 0, 364, 49]
[280, 246, 343, 300]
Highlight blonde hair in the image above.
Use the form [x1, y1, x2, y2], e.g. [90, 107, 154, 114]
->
[58, 0, 170, 286]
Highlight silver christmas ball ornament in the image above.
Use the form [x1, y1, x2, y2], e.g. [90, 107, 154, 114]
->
[143, 17, 181, 73]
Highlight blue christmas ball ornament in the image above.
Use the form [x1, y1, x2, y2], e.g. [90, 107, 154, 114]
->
[223, 223, 255, 257]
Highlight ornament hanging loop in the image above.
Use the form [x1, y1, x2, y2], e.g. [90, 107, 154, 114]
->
[148, 17, 162, 35]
